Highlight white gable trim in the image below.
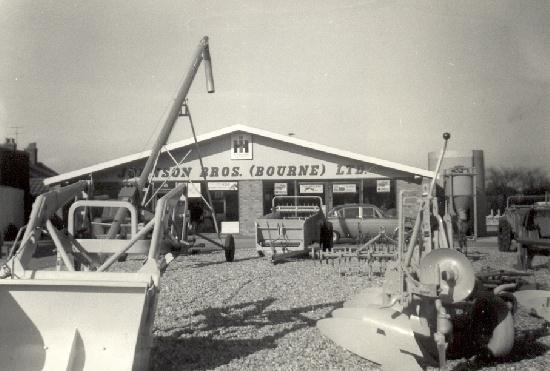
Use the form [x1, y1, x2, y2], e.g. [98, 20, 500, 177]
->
[45, 124, 433, 185]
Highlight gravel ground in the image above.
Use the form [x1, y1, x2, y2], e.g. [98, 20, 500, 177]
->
[2, 237, 549, 370]
[150, 240, 378, 370]
[150, 238, 550, 371]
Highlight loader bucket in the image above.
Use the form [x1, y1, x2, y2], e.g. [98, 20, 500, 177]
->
[0, 272, 157, 371]
[317, 305, 433, 371]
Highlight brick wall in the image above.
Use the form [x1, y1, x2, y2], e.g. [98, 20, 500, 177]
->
[238, 180, 264, 236]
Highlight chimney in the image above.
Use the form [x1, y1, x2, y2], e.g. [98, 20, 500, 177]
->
[26, 142, 38, 165]
[4, 137, 16, 150]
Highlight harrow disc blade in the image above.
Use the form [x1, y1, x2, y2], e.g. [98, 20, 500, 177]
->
[317, 306, 430, 370]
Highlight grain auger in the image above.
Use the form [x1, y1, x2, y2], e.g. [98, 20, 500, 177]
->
[318, 133, 515, 370]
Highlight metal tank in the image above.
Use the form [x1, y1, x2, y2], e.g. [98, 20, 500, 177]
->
[428, 150, 487, 237]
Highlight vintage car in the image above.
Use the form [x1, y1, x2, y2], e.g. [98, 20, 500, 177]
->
[327, 203, 401, 243]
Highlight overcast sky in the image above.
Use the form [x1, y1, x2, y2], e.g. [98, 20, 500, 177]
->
[1, 0, 549, 174]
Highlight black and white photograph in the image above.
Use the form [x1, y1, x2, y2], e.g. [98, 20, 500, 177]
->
[1, 1, 550, 370]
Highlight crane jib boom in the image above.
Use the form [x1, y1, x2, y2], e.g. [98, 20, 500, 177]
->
[106, 36, 215, 239]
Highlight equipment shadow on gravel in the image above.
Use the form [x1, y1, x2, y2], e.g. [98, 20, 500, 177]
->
[151, 297, 343, 370]
[450, 328, 550, 370]
[187, 255, 261, 268]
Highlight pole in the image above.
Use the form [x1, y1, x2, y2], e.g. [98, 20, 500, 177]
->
[106, 36, 214, 238]
[137, 36, 214, 193]
[404, 133, 450, 267]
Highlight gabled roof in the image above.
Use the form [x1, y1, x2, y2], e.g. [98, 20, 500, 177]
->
[30, 162, 58, 178]
[45, 124, 434, 185]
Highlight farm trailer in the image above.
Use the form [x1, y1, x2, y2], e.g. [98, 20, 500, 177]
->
[255, 196, 333, 263]
[497, 195, 550, 270]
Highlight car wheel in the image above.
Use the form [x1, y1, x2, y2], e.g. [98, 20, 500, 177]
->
[332, 230, 340, 243]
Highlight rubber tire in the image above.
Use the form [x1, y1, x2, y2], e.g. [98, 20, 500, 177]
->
[323, 222, 334, 251]
[518, 244, 529, 271]
[498, 219, 512, 252]
[224, 234, 235, 262]
[332, 230, 340, 244]
[471, 295, 515, 358]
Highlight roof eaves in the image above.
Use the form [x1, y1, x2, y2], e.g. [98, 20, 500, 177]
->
[44, 124, 433, 185]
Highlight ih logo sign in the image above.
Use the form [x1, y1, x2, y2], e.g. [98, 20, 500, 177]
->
[231, 133, 253, 160]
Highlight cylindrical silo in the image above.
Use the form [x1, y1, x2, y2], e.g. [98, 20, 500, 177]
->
[428, 150, 487, 237]
[451, 171, 473, 221]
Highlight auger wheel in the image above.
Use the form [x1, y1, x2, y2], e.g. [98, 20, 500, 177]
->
[224, 234, 235, 262]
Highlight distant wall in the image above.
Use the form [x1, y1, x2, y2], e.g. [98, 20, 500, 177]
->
[0, 185, 24, 237]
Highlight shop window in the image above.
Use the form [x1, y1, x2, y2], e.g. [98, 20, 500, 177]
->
[298, 182, 326, 205]
[332, 182, 359, 207]
[263, 181, 295, 214]
[363, 179, 396, 213]
[188, 181, 239, 233]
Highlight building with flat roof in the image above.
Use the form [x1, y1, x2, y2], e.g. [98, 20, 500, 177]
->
[45, 125, 433, 236]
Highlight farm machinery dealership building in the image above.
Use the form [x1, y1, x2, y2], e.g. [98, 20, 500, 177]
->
[45, 125, 434, 236]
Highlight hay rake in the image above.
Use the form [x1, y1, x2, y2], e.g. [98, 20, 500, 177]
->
[318, 227, 398, 277]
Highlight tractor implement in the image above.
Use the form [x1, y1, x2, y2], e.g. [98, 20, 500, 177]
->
[319, 226, 399, 277]
[0, 182, 183, 371]
[318, 133, 516, 370]
[0, 36, 230, 370]
[255, 196, 332, 263]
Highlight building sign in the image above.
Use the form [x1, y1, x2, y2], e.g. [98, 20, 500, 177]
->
[274, 182, 288, 195]
[376, 179, 391, 193]
[115, 162, 397, 181]
[230, 134, 253, 160]
[300, 184, 324, 194]
[333, 184, 357, 193]
[208, 181, 238, 191]
[114, 161, 401, 182]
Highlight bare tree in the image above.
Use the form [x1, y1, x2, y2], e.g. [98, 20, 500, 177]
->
[486, 167, 550, 212]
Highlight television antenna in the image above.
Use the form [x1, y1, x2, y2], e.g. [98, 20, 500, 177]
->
[8, 126, 23, 143]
